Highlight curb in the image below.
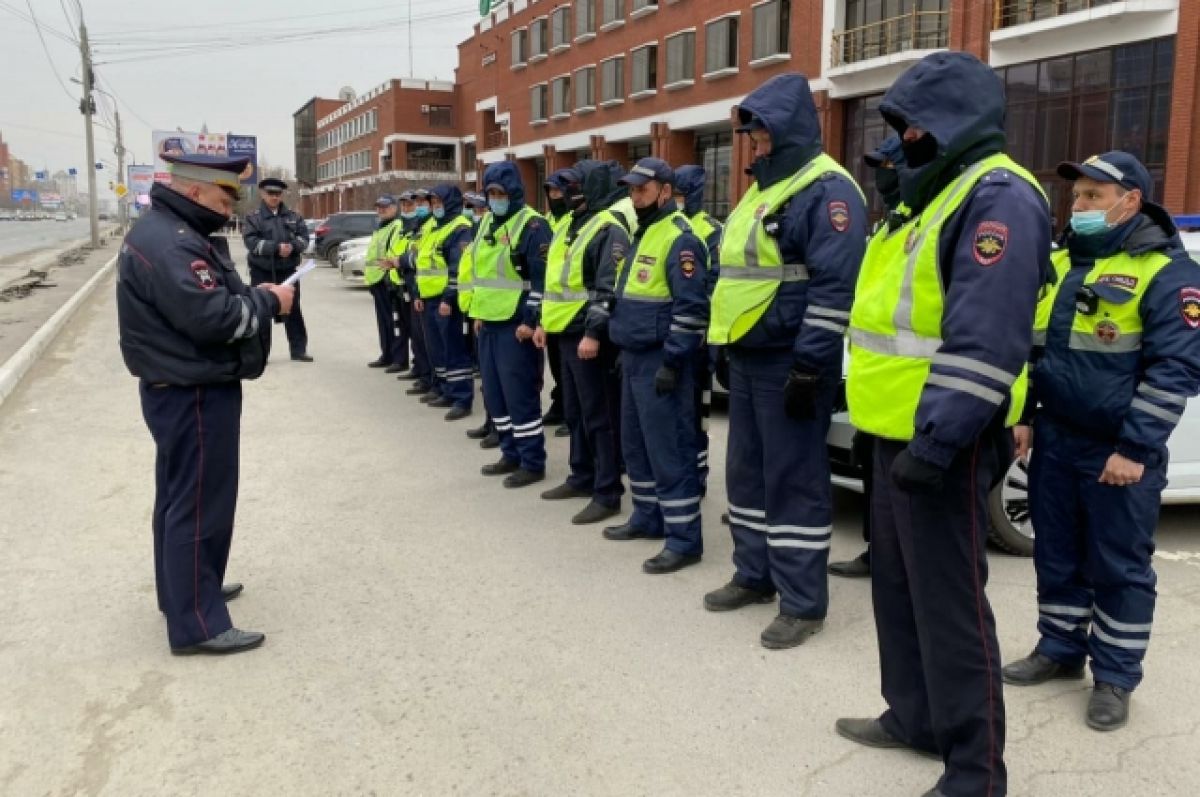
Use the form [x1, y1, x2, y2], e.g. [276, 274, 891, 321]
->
[0, 255, 118, 410]
[0, 226, 121, 294]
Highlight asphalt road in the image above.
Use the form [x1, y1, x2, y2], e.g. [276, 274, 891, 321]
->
[2, 243, 1199, 796]
[0, 218, 94, 262]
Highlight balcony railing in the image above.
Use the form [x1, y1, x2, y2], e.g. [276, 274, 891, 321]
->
[996, 0, 1116, 28]
[831, 10, 949, 68]
[404, 158, 456, 174]
[485, 129, 509, 150]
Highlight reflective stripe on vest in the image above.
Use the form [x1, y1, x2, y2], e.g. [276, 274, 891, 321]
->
[541, 210, 617, 332]
[416, 215, 472, 299]
[364, 220, 402, 286]
[709, 153, 864, 344]
[617, 212, 689, 304]
[847, 153, 1044, 440]
[470, 206, 539, 321]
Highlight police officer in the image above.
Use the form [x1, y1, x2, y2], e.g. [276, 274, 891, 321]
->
[672, 164, 722, 492]
[838, 53, 1052, 797]
[605, 158, 709, 574]
[828, 134, 907, 580]
[414, 184, 475, 420]
[540, 168, 575, 435]
[1002, 152, 1200, 732]
[471, 162, 552, 486]
[364, 194, 404, 369]
[116, 153, 294, 655]
[401, 189, 438, 396]
[534, 160, 629, 525]
[384, 191, 419, 376]
[702, 74, 868, 650]
[243, 177, 311, 362]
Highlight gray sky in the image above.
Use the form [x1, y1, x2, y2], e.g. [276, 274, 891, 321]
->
[0, 0, 481, 199]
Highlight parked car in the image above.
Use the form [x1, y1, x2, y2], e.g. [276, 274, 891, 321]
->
[304, 219, 325, 254]
[54, 212, 68, 222]
[0, 210, 14, 221]
[313, 212, 376, 263]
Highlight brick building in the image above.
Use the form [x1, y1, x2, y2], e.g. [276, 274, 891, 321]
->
[299, 0, 1200, 225]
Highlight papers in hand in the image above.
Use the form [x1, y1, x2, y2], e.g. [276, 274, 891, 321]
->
[282, 259, 317, 287]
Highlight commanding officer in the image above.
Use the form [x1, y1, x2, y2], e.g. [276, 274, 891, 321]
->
[534, 160, 629, 525]
[243, 177, 311, 362]
[702, 73, 868, 650]
[116, 153, 293, 655]
[838, 53, 1051, 797]
[672, 164, 722, 491]
[415, 184, 475, 420]
[605, 158, 709, 574]
[1002, 152, 1200, 732]
[364, 194, 404, 368]
[471, 162, 552, 486]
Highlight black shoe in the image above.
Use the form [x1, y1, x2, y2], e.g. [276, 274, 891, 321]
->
[503, 468, 546, 488]
[466, 423, 491, 440]
[828, 550, 871, 578]
[427, 396, 454, 408]
[834, 718, 940, 760]
[221, 583, 243, 601]
[572, 500, 620, 525]
[554, 425, 571, 438]
[603, 522, 661, 541]
[720, 512, 730, 526]
[367, 359, 390, 368]
[480, 432, 500, 449]
[542, 409, 565, 426]
[444, 406, 471, 421]
[1087, 682, 1130, 731]
[541, 482, 592, 500]
[761, 613, 824, 649]
[418, 392, 440, 403]
[703, 580, 774, 612]
[481, 458, 520, 476]
[395, 370, 420, 381]
[406, 383, 431, 396]
[291, 353, 314, 363]
[384, 363, 405, 373]
[921, 790, 949, 797]
[171, 628, 265, 656]
[1002, 651, 1086, 686]
[643, 548, 701, 574]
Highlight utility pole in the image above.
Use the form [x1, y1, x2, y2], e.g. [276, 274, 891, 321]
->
[114, 109, 126, 232]
[79, 20, 100, 246]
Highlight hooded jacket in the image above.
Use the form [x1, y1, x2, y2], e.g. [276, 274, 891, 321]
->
[875, 52, 1053, 469]
[427, 183, 474, 305]
[1030, 207, 1200, 461]
[480, 161, 551, 326]
[673, 165, 721, 271]
[729, 73, 868, 374]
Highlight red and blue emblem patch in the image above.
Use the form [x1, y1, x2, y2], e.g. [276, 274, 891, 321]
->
[972, 221, 1008, 267]
[679, 249, 696, 277]
[1181, 287, 1200, 329]
[190, 260, 216, 289]
[828, 200, 850, 233]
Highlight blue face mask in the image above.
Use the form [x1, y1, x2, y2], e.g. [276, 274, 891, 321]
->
[489, 198, 509, 217]
[1070, 196, 1126, 236]
[414, 205, 430, 219]
[432, 207, 445, 220]
[462, 209, 476, 222]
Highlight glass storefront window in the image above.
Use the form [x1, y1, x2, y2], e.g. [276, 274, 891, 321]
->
[694, 131, 731, 219]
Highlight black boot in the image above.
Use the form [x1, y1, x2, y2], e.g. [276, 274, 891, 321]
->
[760, 614, 824, 649]
[466, 422, 491, 440]
[703, 580, 774, 612]
[1087, 682, 1130, 731]
[1002, 651, 1085, 686]
[828, 550, 870, 578]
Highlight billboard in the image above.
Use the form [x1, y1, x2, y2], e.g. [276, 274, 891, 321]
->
[128, 165, 154, 206]
[10, 188, 38, 205]
[152, 130, 258, 186]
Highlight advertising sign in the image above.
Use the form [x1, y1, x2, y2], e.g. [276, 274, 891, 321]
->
[152, 130, 257, 185]
[227, 134, 258, 186]
[10, 188, 38, 205]
[128, 164, 154, 207]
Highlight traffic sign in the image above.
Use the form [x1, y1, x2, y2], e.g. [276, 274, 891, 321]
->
[68, 168, 77, 176]
[115, 183, 128, 198]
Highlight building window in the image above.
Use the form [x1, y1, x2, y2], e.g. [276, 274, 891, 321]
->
[602, 0, 624, 27]
[531, 84, 548, 122]
[551, 76, 572, 117]
[464, 141, 477, 170]
[575, 66, 596, 110]
[665, 30, 695, 86]
[530, 17, 548, 58]
[631, 0, 657, 14]
[694, 131, 732, 218]
[575, 0, 596, 38]
[705, 17, 739, 74]
[631, 44, 658, 94]
[836, 0, 949, 66]
[428, 105, 453, 128]
[841, 92, 891, 224]
[752, 0, 789, 61]
[551, 6, 571, 50]
[601, 56, 625, 103]
[408, 144, 455, 173]
[628, 141, 653, 163]
[512, 28, 528, 66]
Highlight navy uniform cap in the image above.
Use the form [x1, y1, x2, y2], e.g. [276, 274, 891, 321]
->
[1057, 151, 1153, 197]
[375, 194, 396, 207]
[620, 157, 675, 187]
[398, 190, 416, 202]
[258, 177, 288, 191]
[162, 152, 248, 193]
[411, 188, 431, 199]
[464, 192, 487, 207]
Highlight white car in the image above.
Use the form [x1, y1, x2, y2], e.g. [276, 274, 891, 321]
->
[337, 236, 372, 282]
[304, 219, 325, 254]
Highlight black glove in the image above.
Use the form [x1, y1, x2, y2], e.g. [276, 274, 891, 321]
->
[654, 365, 679, 396]
[782, 368, 821, 420]
[890, 448, 945, 494]
[713, 347, 730, 390]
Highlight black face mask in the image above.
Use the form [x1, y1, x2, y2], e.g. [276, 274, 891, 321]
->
[548, 197, 567, 218]
[568, 192, 587, 215]
[634, 201, 660, 228]
[874, 167, 901, 208]
[901, 134, 938, 169]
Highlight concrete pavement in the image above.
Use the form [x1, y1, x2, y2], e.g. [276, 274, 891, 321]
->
[2, 247, 1200, 796]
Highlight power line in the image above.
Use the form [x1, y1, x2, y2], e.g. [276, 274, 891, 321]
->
[57, 0, 78, 38]
[0, 1, 76, 44]
[22, 0, 77, 103]
[94, 74, 158, 131]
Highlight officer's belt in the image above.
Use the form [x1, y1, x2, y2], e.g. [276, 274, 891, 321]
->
[617, 293, 672, 304]
[544, 289, 596, 301]
[717, 263, 809, 282]
[473, 277, 531, 290]
[849, 328, 943, 359]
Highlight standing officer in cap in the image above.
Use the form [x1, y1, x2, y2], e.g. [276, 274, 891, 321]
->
[838, 52, 1051, 797]
[384, 191, 419, 376]
[605, 158, 709, 574]
[539, 168, 576, 434]
[116, 153, 294, 655]
[702, 73, 867, 650]
[364, 194, 404, 369]
[1002, 152, 1200, 732]
[243, 177, 311, 362]
[396, 189, 436, 393]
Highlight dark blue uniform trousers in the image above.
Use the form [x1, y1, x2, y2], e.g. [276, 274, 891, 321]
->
[408, 300, 430, 381]
[693, 346, 713, 491]
[872, 431, 1008, 797]
[558, 331, 623, 507]
[368, 281, 395, 364]
[388, 287, 411, 369]
[1030, 418, 1163, 691]
[250, 271, 307, 357]
[480, 321, 545, 472]
[140, 382, 241, 649]
[621, 348, 702, 555]
[422, 300, 474, 408]
[726, 347, 834, 618]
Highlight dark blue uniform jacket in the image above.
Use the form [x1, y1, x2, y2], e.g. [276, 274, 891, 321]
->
[480, 161, 551, 327]
[242, 201, 308, 279]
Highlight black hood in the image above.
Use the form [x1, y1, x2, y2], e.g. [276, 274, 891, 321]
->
[674, 166, 706, 215]
[573, 159, 626, 215]
[879, 52, 1007, 214]
[482, 161, 526, 208]
[737, 73, 823, 188]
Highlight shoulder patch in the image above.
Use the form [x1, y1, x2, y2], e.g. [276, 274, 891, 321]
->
[972, 221, 1008, 267]
[1181, 287, 1200, 329]
[828, 200, 850, 233]
[680, 249, 697, 278]
[190, 260, 216, 290]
